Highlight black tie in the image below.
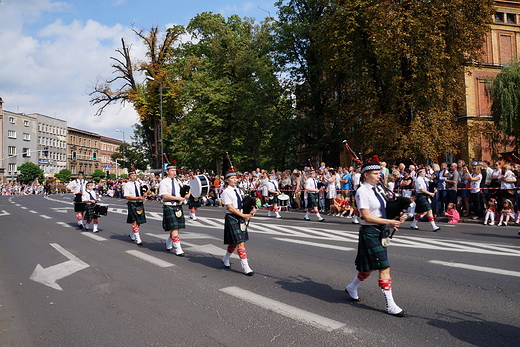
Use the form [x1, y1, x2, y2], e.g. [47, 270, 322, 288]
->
[134, 182, 140, 197]
[234, 189, 243, 209]
[89, 192, 94, 201]
[171, 178, 176, 196]
[373, 186, 387, 218]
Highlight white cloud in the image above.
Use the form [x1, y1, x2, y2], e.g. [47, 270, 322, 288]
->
[0, 0, 146, 140]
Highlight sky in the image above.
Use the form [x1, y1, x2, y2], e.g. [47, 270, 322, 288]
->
[0, 0, 278, 142]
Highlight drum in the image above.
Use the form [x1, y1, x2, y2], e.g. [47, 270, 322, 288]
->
[94, 204, 109, 216]
[278, 194, 290, 207]
[73, 193, 83, 203]
[189, 175, 210, 198]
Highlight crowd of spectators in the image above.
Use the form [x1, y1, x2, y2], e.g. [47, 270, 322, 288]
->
[5, 158, 520, 225]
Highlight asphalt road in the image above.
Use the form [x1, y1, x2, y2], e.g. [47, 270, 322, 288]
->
[0, 194, 519, 347]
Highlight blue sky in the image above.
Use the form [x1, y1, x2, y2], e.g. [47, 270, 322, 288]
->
[0, 0, 278, 142]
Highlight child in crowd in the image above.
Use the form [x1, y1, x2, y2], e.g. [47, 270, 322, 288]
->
[444, 202, 460, 224]
[342, 196, 354, 218]
[483, 198, 497, 226]
[329, 194, 345, 216]
[318, 185, 326, 213]
[498, 199, 515, 226]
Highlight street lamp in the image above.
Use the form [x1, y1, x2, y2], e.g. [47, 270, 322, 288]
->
[115, 129, 125, 143]
[146, 76, 164, 177]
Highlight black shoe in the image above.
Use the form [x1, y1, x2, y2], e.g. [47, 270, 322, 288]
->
[304, 217, 310, 221]
[344, 288, 360, 302]
[411, 226, 419, 230]
[433, 227, 441, 232]
[244, 271, 254, 276]
[388, 310, 406, 317]
[318, 218, 325, 222]
[175, 252, 185, 257]
[221, 260, 230, 269]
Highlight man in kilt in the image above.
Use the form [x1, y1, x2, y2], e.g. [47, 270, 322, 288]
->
[159, 164, 190, 256]
[220, 171, 256, 275]
[303, 171, 325, 222]
[267, 173, 282, 218]
[345, 162, 406, 317]
[410, 168, 440, 232]
[81, 181, 100, 233]
[66, 171, 87, 229]
[124, 169, 147, 245]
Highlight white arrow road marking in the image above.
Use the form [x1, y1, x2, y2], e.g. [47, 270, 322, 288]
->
[0, 210, 10, 217]
[30, 243, 90, 291]
[429, 260, 520, 277]
[220, 286, 354, 333]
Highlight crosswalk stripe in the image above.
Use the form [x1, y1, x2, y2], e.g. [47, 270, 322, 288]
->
[125, 250, 175, 268]
[430, 260, 520, 277]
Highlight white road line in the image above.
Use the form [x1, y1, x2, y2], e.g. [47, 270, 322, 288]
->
[20, 206, 27, 209]
[29, 210, 38, 214]
[146, 212, 162, 220]
[273, 238, 355, 252]
[125, 250, 175, 268]
[0, 210, 10, 217]
[40, 215, 52, 219]
[56, 222, 71, 227]
[429, 260, 520, 277]
[81, 232, 107, 241]
[220, 286, 353, 333]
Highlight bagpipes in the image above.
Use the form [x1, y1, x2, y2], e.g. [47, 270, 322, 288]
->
[223, 152, 257, 214]
[342, 140, 411, 226]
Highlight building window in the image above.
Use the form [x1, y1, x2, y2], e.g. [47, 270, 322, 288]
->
[8, 146, 16, 155]
[8, 163, 16, 174]
[9, 117, 15, 124]
[23, 133, 30, 141]
[22, 148, 30, 157]
[495, 12, 504, 23]
[8, 130, 16, 138]
[23, 120, 29, 127]
[507, 13, 516, 24]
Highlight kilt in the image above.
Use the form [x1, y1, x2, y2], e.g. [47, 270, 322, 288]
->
[224, 213, 249, 244]
[307, 192, 318, 208]
[162, 205, 185, 231]
[127, 201, 147, 224]
[83, 203, 98, 221]
[268, 192, 279, 205]
[188, 196, 202, 208]
[74, 202, 86, 212]
[355, 225, 390, 272]
[415, 193, 432, 213]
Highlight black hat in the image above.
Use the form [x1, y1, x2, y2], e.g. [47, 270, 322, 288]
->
[78, 171, 84, 176]
[128, 167, 137, 175]
[361, 162, 381, 174]
[224, 170, 237, 178]
[166, 163, 176, 170]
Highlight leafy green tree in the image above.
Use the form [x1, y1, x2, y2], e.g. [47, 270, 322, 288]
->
[108, 173, 117, 180]
[111, 140, 150, 171]
[18, 162, 44, 184]
[169, 12, 296, 171]
[275, 0, 494, 161]
[488, 60, 520, 151]
[91, 169, 106, 182]
[55, 169, 72, 183]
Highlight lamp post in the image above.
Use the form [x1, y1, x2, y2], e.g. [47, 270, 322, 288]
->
[146, 76, 164, 177]
[115, 129, 125, 143]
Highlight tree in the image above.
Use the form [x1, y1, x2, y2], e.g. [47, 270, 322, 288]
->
[488, 60, 520, 151]
[91, 169, 106, 182]
[18, 162, 44, 184]
[169, 12, 296, 171]
[111, 141, 150, 172]
[90, 26, 185, 170]
[275, 0, 494, 161]
[55, 169, 72, 183]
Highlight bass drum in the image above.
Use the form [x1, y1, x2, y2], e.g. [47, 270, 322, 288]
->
[277, 194, 290, 207]
[94, 204, 109, 216]
[189, 175, 210, 198]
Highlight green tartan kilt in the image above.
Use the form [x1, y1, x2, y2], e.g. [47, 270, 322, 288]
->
[162, 205, 185, 231]
[83, 203, 98, 221]
[188, 196, 202, 208]
[355, 225, 390, 272]
[224, 213, 249, 244]
[127, 201, 147, 224]
[268, 192, 279, 205]
[415, 193, 432, 213]
[307, 192, 318, 208]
